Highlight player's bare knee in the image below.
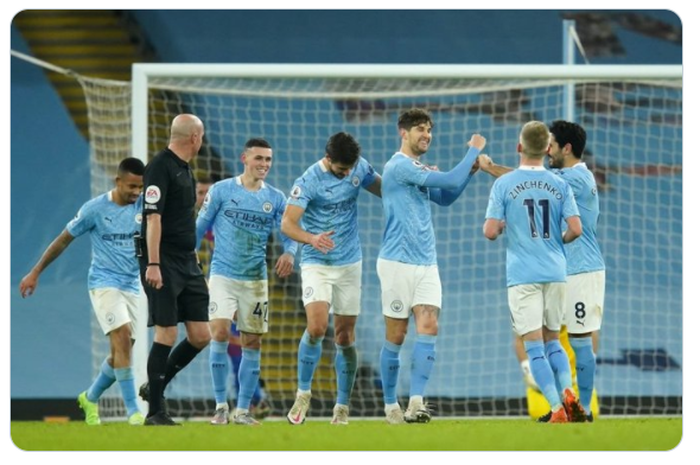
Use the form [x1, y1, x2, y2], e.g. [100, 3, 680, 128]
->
[334, 330, 355, 347]
[416, 322, 438, 336]
[385, 322, 408, 345]
[189, 332, 211, 349]
[413, 305, 439, 335]
[185, 322, 211, 349]
[154, 325, 178, 346]
[306, 324, 328, 339]
[306, 323, 327, 339]
[542, 327, 560, 342]
[209, 319, 230, 342]
[109, 324, 133, 349]
[241, 332, 262, 350]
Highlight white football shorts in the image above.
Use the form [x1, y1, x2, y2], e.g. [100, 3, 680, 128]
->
[208, 275, 269, 334]
[88, 287, 139, 336]
[377, 258, 442, 319]
[300, 261, 362, 316]
[507, 282, 566, 336]
[563, 270, 605, 334]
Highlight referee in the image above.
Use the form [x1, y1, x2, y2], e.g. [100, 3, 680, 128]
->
[140, 114, 211, 426]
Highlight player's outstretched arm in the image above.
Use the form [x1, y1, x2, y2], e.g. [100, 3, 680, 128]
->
[424, 134, 486, 191]
[281, 204, 335, 254]
[468, 133, 487, 151]
[478, 154, 513, 178]
[19, 229, 75, 298]
[427, 135, 486, 205]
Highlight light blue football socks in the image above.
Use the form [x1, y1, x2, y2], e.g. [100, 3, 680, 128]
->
[335, 342, 358, 406]
[410, 334, 437, 397]
[524, 340, 562, 409]
[114, 367, 139, 417]
[297, 330, 323, 391]
[237, 348, 261, 410]
[545, 339, 573, 393]
[209, 339, 229, 405]
[380, 340, 402, 405]
[570, 336, 596, 413]
[86, 357, 116, 403]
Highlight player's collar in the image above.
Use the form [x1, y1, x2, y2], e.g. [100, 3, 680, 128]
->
[398, 151, 420, 161]
[107, 190, 114, 202]
[518, 165, 546, 171]
[236, 175, 265, 190]
[318, 159, 328, 172]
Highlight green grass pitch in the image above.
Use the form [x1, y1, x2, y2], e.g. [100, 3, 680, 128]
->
[10, 417, 681, 451]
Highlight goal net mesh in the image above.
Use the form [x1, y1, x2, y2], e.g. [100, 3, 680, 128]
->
[80, 71, 682, 420]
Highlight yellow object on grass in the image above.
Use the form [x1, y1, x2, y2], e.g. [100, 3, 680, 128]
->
[527, 386, 599, 419]
[527, 326, 600, 419]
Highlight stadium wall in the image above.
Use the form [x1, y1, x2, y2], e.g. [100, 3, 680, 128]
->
[11, 24, 93, 399]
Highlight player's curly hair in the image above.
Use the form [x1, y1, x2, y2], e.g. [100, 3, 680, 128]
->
[325, 132, 361, 165]
[398, 108, 434, 131]
[549, 120, 587, 158]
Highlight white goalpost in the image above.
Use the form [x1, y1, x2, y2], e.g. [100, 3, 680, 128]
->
[95, 62, 680, 420]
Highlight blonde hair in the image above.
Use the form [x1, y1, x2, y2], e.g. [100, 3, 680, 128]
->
[519, 121, 550, 158]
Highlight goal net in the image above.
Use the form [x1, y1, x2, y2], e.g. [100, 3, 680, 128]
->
[80, 64, 681, 420]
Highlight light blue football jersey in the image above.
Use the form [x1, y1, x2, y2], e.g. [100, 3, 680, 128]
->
[287, 157, 378, 266]
[553, 163, 605, 275]
[196, 176, 297, 281]
[66, 192, 142, 294]
[379, 153, 436, 265]
[485, 166, 580, 286]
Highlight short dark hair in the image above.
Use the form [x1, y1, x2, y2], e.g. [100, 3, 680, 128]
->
[244, 138, 272, 150]
[549, 120, 587, 158]
[325, 132, 361, 165]
[398, 108, 433, 131]
[118, 157, 145, 176]
[196, 174, 214, 185]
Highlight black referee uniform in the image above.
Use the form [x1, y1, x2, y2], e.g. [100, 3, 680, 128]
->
[140, 148, 208, 325]
[139, 147, 209, 425]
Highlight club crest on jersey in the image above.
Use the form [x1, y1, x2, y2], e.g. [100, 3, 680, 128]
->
[106, 313, 116, 325]
[291, 185, 302, 199]
[145, 185, 161, 204]
[208, 302, 218, 314]
[134, 213, 142, 224]
[304, 287, 314, 298]
[351, 175, 360, 187]
[390, 300, 404, 313]
[412, 160, 424, 169]
[262, 201, 273, 213]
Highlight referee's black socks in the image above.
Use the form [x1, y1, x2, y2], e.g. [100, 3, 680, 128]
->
[147, 341, 172, 416]
[164, 339, 203, 387]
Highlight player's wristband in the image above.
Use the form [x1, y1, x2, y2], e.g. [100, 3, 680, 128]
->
[147, 263, 160, 267]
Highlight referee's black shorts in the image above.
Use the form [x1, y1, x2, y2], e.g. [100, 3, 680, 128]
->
[140, 250, 209, 327]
